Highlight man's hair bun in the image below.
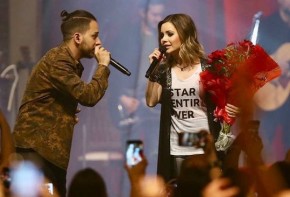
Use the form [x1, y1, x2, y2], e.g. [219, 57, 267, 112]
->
[60, 10, 69, 21]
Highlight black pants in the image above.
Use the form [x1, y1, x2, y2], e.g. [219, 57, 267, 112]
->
[16, 148, 67, 197]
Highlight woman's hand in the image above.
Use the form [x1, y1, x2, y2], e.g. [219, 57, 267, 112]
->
[148, 48, 164, 64]
[225, 104, 240, 118]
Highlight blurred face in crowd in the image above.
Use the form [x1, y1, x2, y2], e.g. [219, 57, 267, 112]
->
[146, 4, 165, 32]
[278, 0, 290, 15]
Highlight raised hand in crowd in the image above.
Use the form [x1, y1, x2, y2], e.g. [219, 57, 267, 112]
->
[125, 156, 148, 197]
[0, 109, 14, 172]
[202, 177, 240, 197]
[224, 120, 264, 169]
[125, 156, 167, 197]
[199, 130, 223, 179]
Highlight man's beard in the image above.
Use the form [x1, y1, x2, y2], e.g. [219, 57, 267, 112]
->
[84, 52, 94, 58]
[81, 48, 94, 59]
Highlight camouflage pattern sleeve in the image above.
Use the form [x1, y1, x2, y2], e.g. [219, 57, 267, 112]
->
[49, 59, 110, 107]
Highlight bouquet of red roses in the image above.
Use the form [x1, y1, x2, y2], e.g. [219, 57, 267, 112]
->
[200, 40, 281, 151]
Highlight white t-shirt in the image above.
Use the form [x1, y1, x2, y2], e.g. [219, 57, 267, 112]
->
[170, 64, 209, 155]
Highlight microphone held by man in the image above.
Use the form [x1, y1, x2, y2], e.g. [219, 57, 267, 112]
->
[96, 46, 131, 76]
[110, 58, 131, 76]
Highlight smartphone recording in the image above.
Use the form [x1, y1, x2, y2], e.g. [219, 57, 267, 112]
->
[126, 140, 144, 167]
[178, 131, 205, 147]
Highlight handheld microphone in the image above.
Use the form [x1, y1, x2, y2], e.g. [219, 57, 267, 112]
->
[145, 46, 166, 78]
[110, 58, 131, 76]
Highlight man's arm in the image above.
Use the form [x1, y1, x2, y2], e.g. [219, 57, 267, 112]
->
[49, 60, 110, 107]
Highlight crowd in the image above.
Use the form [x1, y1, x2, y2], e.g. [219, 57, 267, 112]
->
[1, 104, 290, 196]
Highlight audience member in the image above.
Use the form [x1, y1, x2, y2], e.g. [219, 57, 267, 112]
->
[202, 178, 240, 197]
[125, 156, 147, 197]
[0, 51, 6, 72]
[224, 120, 264, 169]
[16, 46, 34, 74]
[222, 168, 255, 197]
[125, 155, 167, 197]
[275, 190, 290, 197]
[174, 154, 211, 197]
[173, 131, 223, 197]
[268, 161, 290, 194]
[9, 160, 59, 197]
[67, 168, 108, 197]
[64, 122, 289, 197]
[0, 108, 15, 172]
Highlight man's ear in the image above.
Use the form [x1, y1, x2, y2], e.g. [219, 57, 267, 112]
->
[72, 33, 82, 44]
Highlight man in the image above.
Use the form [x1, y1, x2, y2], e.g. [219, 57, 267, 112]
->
[254, 0, 290, 162]
[12, 9, 111, 197]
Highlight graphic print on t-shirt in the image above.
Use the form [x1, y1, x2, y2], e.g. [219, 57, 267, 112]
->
[171, 87, 200, 120]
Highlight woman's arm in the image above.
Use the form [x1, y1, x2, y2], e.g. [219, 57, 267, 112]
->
[145, 48, 164, 107]
[145, 80, 162, 107]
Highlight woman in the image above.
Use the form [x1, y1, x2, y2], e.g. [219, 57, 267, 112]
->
[145, 14, 239, 181]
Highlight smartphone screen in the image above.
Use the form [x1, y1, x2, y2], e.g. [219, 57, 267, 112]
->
[10, 161, 45, 197]
[178, 132, 205, 147]
[43, 183, 54, 195]
[126, 140, 144, 166]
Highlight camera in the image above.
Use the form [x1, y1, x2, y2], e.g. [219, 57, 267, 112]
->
[178, 131, 205, 147]
[125, 140, 144, 167]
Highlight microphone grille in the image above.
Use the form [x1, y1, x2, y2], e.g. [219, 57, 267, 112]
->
[159, 46, 166, 53]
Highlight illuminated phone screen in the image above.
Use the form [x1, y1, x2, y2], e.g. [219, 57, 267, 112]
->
[126, 140, 143, 166]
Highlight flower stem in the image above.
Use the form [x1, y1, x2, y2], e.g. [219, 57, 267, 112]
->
[222, 121, 231, 134]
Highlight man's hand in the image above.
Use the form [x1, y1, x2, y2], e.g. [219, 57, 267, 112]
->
[95, 45, 110, 66]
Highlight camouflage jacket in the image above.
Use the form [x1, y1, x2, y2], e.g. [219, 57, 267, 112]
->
[13, 43, 110, 170]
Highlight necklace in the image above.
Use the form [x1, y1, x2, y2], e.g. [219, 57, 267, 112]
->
[176, 64, 191, 71]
